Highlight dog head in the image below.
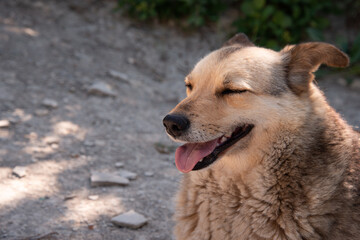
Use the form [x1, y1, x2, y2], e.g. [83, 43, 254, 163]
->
[163, 33, 349, 174]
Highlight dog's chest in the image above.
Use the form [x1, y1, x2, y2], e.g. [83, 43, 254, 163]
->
[175, 174, 295, 240]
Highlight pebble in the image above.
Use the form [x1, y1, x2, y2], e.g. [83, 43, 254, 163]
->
[13, 166, 27, 178]
[64, 194, 76, 201]
[88, 82, 116, 97]
[88, 195, 99, 200]
[84, 140, 95, 147]
[144, 171, 154, 177]
[115, 162, 124, 168]
[95, 140, 106, 146]
[118, 170, 137, 180]
[107, 70, 130, 83]
[127, 57, 135, 65]
[50, 143, 59, 149]
[35, 109, 49, 116]
[42, 98, 58, 108]
[107, 70, 141, 87]
[111, 210, 148, 229]
[90, 172, 129, 187]
[8, 116, 20, 124]
[44, 136, 60, 144]
[154, 142, 176, 154]
[0, 120, 10, 128]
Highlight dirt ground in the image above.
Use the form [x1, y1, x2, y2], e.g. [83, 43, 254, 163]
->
[0, 1, 359, 240]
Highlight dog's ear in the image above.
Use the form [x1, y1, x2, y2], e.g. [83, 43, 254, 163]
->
[223, 33, 254, 47]
[281, 42, 349, 95]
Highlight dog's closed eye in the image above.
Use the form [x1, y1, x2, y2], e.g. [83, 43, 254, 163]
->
[221, 88, 247, 95]
[185, 83, 193, 91]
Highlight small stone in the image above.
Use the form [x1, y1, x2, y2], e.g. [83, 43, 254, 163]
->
[8, 116, 20, 124]
[50, 143, 59, 149]
[88, 195, 99, 200]
[115, 162, 124, 168]
[154, 142, 176, 154]
[42, 98, 58, 108]
[127, 57, 135, 64]
[107, 70, 141, 87]
[95, 140, 106, 146]
[90, 172, 129, 187]
[107, 70, 130, 82]
[0, 120, 10, 128]
[35, 109, 49, 116]
[111, 210, 148, 229]
[44, 136, 60, 144]
[88, 82, 116, 97]
[64, 194, 76, 201]
[13, 166, 27, 178]
[118, 170, 137, 180]
[70, 153, 80, 158]
[84, 141, 95, 147]
[144, 171, 154, 177]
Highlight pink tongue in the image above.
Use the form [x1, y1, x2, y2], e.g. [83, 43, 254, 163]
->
[175, 138, 218, 173]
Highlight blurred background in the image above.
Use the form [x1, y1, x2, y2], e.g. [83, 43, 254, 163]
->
[0, 1, 359, 239]
[118, 0, 360, 78]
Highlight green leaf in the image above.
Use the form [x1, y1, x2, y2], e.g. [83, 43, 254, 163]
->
[262, 5, 275, 19]
[253, 0, 265, 9]
[241, 1, 256, 16]
[350, 33, 360, 63]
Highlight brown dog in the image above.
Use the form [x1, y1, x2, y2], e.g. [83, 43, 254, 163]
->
[163, 33, 360, 240]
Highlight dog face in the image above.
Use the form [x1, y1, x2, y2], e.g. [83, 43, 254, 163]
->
[163, 33, 349, 174]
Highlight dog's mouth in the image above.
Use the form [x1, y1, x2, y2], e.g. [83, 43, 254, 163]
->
[175, 124, 254, 173]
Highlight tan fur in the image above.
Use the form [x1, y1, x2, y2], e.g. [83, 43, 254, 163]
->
[167, 34, 360, 240]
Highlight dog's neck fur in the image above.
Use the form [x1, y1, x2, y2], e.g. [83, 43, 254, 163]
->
[175, 85, 359, 240]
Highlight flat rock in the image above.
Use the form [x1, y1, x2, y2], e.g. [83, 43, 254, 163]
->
[107, 70, 142, 87]
[111, 210, 148, 229]
[88, 195, 99, 200]
[42, 98, 58, 108]
[35, 109, 49, 116]
[115, 162, 124, 168]
[88, 82, 116, 97]
[118, 170, 137, 180]
[44, 136, 60, 144]
[90, 172, 129, 187]
[84, 140, 95, 147]
[144, 171, 154, 177]
[108, 70, 130, 82]
[0, 120, 10, 128]
[13, 166, 27, 178]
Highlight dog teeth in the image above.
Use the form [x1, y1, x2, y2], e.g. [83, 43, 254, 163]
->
[218, 136, 229, 145]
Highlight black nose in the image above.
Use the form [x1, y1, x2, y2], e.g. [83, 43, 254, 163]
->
[163, 114, 190, 137]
